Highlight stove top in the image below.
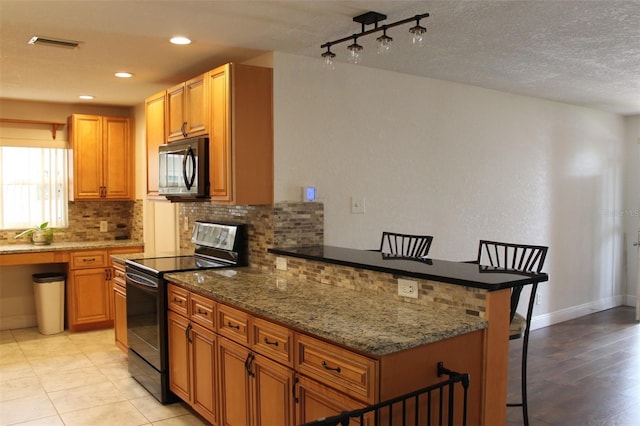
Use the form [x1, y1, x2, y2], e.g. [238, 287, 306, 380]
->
[125, 222, 247, 277]
[129, 256, 227, 275]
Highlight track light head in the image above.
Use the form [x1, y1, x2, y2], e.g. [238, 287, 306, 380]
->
[347, 37, 363, 64]
[409, 18, 427, 47]
[376, 28, 393, 55]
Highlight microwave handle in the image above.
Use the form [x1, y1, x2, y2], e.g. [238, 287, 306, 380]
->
[182, 146, 196, 190]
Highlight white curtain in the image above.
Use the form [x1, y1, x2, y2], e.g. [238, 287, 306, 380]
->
[0, 146, 68, 229]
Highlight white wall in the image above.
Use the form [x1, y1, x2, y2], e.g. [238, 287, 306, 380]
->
[272, 52, 628, 327]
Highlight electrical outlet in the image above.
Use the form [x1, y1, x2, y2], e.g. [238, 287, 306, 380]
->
[99, 221, 108, 232]
[183, 216, 189, 232]
[536, 293, 542, 305]
[398, 278, 418, 299]
[276, 257, 287, 271]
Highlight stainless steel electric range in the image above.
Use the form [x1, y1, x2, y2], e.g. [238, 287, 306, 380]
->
[124, 221, 247, 403]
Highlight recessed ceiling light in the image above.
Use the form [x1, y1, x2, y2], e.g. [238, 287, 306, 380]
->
[170, 36, 191, 45]
[115, 72, 133, 78]
[79, 95, 94, 100]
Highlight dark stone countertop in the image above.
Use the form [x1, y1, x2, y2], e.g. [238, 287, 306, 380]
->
[268, 245, 549, 291]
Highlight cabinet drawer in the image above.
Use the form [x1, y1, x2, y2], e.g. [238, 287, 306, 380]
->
[190, 293, 215, 331]
[296, 334, 377, 404]
[252, 317, 293, 367]
[71, 250, 108, 269]
[112, 266, 126, 288]
[217, 304, 250, 345]
[167, 283, 189, 316]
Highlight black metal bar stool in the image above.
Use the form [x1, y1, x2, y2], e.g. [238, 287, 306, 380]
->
[471, 240, 548, 426]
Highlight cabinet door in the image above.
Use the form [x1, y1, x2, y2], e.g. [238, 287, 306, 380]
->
[296, 375, 369, 426]
[103, 117, 132, 199]
[113, 283, 127, 351]
[168, 311, 191, 402]
[253, 352, 295, 426]
[167, 83, 186, 142]
[218, 337, 251, 426]
[191, 323, 219, 425]
[208, 65, 232, 201]
[69, 268, 110, 326]
[145, 91, 166, 197]
[70, 114, 103, 199]
[184, 74, 207, 137]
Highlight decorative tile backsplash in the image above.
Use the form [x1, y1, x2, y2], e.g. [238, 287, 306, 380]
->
[0, 200, 143, 245]
[177, 201, 324, 270]
[175, 200, 484, 318]
[274, 256, 488, 318]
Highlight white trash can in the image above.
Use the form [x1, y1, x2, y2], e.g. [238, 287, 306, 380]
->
[33, 273, 65, 335]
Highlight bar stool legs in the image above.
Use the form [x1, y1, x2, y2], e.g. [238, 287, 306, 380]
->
[507, 282, 538, 426]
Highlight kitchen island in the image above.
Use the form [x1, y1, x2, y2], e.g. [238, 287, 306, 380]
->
[165, 267, 488, 425]
[268, 245, 550, 425]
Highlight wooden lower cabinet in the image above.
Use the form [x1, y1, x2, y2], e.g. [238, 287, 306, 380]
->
[68, 266, 111, 330]
[168, 310, 219, 425]
[296, 375, 368, 426]
[112, 282, 127, 351]
[218, 337, 295, 426]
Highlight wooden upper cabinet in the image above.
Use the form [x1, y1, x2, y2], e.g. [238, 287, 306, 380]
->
[68, 114, 134, 201]
[167, 74, 207, 142]
[207, 63, 273, 205]
[145, 91, 166, 198]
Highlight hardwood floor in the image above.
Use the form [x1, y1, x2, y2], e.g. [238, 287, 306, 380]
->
[506, 306, 640, 426]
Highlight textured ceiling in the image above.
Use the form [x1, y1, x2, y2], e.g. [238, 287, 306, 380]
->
[1, 0, 639, 114]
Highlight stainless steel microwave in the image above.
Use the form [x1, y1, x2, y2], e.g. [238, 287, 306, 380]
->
[158, 137, 209, 200]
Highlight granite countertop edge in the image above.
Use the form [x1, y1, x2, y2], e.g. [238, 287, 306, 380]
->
[165, 267, 488, 358]
[0, 240, 144, 254]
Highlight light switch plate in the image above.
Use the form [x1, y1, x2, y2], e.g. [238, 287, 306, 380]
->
[351, 197, 365, 214]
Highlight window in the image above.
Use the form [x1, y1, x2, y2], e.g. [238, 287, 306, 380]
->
[0, 146, 68, 230]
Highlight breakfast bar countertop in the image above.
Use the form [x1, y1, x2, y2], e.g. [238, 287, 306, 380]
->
[165, 267, 487, 358]
[269, 245, 549, 291]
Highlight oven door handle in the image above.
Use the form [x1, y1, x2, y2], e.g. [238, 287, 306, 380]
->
[125, 272, 159, 289]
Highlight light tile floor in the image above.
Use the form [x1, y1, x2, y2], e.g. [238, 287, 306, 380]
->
[0, 327, 208, 426]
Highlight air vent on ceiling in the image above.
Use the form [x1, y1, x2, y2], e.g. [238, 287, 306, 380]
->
[28, 36, 81, 49]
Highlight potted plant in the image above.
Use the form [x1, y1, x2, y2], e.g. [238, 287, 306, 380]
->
[15, 222, 55, 245]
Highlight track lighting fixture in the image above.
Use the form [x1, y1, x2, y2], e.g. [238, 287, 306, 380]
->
[321, 11, 429, 64]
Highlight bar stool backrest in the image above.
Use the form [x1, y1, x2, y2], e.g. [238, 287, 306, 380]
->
[476, 240, 548, 322]
[380, 232, 433, 259]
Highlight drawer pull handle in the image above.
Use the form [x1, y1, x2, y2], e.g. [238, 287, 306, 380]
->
[172, 298, 183, 304]
[197, 309, 208, 316]
[82, 258, 96, 262]
[227, 321, 240, 330]
[263, 337, 279, 347]
[321, 360, 341, 373]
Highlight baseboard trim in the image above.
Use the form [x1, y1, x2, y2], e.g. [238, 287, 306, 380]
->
[530, 296, 628, 331]
[0, 314, 37, 331]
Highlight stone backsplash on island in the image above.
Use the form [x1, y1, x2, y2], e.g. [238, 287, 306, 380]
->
[274, 256, 488, 319]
